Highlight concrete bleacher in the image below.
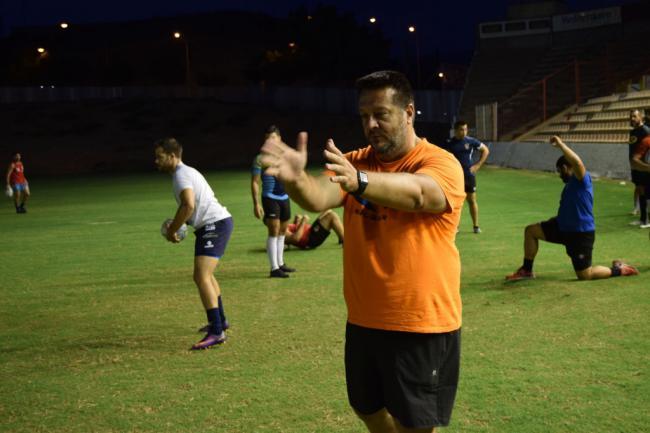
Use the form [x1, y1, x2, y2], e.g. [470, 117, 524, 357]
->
[459, 47, 547, 124]
[520, 86, 650, 143]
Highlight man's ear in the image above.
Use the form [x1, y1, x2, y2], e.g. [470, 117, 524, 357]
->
[405, 103, 415, 125]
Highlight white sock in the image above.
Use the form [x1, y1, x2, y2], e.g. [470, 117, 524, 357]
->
[267, 236, 279, 270]
[277, 235, 286, 267]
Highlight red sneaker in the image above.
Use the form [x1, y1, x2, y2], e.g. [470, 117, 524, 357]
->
[505, 267, 535, 281]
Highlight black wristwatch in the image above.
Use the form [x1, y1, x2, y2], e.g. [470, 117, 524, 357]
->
[355, 170, 368, 195]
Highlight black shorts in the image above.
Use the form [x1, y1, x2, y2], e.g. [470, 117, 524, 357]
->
[464, 173, 476, 193]
[540, 217, 594, 271]
[194, 217, 233, 259]
[630, 169, 649, 186]
[262, 197, 291, 222]
[345, 323, 460, 429]
[306, 220, 330, 249]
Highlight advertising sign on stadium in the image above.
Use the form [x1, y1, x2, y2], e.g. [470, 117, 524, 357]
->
[552, 7, 621, 32]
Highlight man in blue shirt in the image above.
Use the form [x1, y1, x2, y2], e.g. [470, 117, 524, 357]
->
[252, 125, 296, 278]
[506, 136, 639, 281]
[439, 120, 489, 233]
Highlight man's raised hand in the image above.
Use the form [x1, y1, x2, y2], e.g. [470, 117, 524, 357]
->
[324, 139, 359, 193]
[260, 132, 308, 184]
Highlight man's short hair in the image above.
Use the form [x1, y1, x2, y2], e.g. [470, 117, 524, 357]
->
[630, 109, 644, 116]
[556, 156, 569, 169]
[265, 125, 281, 137]
[453, 120, 468, 129]
[355, 70, 414, 108]
[155, 137, 183, 158]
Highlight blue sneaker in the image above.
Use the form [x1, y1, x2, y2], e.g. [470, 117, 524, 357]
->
[190, 332, 226, 350]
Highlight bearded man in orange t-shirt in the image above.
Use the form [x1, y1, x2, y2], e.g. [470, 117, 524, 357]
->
[261, 71, 465, 433]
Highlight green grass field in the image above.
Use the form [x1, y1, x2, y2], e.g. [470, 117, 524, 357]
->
[1, 166, 648, 433]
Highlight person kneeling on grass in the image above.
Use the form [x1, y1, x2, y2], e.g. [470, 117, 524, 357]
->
[506, 135, 639, 282]
[285, 210, 344, 250]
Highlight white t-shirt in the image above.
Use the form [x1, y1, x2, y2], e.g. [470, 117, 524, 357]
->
[172, 162, 231, 229]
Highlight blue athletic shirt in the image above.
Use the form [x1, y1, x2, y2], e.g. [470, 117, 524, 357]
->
[439, 136, 483, 174]
[557, 172, 595, 232]
[252, 154, 289, 200]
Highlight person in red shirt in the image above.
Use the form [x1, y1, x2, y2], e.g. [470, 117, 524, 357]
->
[631, 136, 650, 237]
[6, 152, 30, 213]
[285, 210, 344, 249]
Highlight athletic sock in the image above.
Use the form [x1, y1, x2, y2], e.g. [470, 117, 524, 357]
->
[277, 235, 286, 266]
[522, 258, 534, 272]
[206, 308, 223, 335]
[267, 236, 279, 270]
[610, 266, 622, 277]
[218, 296, 226, 323]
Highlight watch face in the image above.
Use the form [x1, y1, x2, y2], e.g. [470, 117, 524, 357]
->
[359, 171, 368, 183]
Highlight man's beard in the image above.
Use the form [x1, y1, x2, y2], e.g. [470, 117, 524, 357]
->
[369, 127, 405, 158]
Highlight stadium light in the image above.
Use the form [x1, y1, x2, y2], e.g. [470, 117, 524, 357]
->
[438, 72, 445, 79]
[37, 47, 46, 54]
[172, 32, 191, 90]
[288, 42, 296, 48]
[369, 17, 377, 24]
[59, 22, 69, 29]
[407, 26, 421, 88]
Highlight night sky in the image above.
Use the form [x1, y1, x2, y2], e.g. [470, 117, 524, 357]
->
[0, 0, 636, 60]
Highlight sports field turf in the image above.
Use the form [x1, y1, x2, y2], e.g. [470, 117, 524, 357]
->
[1, 166, 648, 433]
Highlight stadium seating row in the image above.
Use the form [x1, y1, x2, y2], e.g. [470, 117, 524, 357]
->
[526, 133, 628, 143]
[521, 88, 650, 143]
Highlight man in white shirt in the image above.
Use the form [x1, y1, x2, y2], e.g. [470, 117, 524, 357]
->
[155, 137, 234, 350]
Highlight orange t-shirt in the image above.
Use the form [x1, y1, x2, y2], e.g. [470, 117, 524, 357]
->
[341, 138, 465, 333]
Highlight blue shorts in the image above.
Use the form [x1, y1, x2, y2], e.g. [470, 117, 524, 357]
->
[194, 217, 233, 258]
[12, 183, 28, 192]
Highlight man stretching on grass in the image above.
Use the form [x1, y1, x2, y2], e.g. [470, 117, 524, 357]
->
[506, 136, 639, 281]
[155, 138, 234, 350]
[285, 210, 344, 249]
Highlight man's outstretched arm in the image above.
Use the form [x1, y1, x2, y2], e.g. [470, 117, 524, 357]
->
[261, 132, 343, 212]
[324, 139, 449, 213]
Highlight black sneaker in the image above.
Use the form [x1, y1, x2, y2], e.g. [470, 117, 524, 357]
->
[279, 264, 295, 273]
[270, 268, 289, 278]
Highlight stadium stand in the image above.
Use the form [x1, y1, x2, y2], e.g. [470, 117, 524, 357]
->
[462, 2, 650, 143]
[519, 86, 650, 143]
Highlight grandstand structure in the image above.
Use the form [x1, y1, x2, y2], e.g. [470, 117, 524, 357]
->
[461, 1, 650, 144]
[519, 87, 650, 143]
